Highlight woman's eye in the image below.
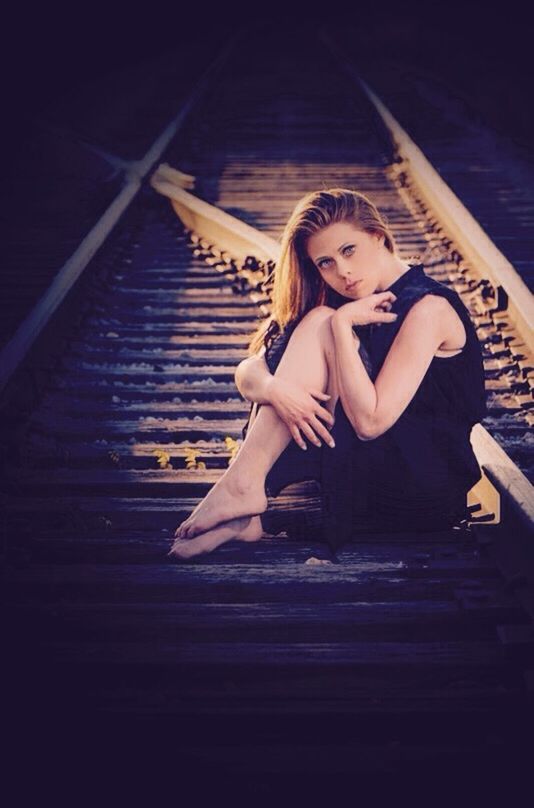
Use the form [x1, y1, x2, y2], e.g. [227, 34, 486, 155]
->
[318, 259, 332, 269]
[343, 245, 355, 255]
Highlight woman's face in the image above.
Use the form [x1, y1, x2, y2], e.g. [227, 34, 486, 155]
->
[306, 220, 387, 299]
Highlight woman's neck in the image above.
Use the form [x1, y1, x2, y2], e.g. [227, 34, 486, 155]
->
[377, 256, 413, 291]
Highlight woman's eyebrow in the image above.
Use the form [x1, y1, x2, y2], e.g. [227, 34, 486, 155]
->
[313, 242, 354, 263]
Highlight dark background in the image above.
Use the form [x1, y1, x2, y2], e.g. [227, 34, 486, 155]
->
[2, 3, 534, 153]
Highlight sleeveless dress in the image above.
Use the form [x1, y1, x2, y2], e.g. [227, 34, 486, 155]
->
[241, 262, 488, 553]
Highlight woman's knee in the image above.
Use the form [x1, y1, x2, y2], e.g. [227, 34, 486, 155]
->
[276, 306, 336, 373]
[300, 305, 336, 326]
[294, 306, 336, 343]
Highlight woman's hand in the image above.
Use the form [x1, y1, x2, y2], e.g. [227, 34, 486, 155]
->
[264, 376, 336, 451]
[333, 291, 398, 328]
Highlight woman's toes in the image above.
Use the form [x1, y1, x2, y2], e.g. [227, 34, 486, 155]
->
[174, 520, 189, 539]
[182, 520, 200, 540]
[167, 542, 195, 561]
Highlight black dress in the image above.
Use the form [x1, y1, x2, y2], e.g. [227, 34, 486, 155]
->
[241, 262, 488, 553]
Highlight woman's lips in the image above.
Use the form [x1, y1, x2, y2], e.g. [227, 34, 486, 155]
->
[345, 280, 361, 291]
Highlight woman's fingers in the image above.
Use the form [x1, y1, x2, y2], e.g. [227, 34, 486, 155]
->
[290, 425, 308, 451]
[294, 429, 308, 451]
[309, 415, 336, 446]
[298, 417, 335, 448]
[300, 422, 323, 448]
[374, 311, 398, 322]
[289, 412, 336, 450]
[313, 402, 335, 427]
[373, 291, 396, 302]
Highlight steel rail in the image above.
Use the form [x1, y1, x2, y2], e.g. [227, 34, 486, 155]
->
[321, 30, 534, 358]
[0, 33, 240, 394]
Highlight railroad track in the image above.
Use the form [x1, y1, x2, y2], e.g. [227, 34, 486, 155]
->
[3, 26, 533, 784]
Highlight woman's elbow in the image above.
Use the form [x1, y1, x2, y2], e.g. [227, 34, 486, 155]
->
[349, 417, 377, 441]
[352, 417, 385, 441]
[355, 427, 377, 442]
[356, 415, 399, 441]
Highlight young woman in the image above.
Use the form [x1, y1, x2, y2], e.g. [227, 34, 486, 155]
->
[168, 188, 487, 559]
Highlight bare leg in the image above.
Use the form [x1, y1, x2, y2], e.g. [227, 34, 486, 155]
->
[171, 307, 340, 551]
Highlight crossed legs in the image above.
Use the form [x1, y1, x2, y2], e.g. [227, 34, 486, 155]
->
[168, 306, 340, 559]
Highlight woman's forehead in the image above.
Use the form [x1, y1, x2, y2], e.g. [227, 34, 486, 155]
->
[306, 222, 367, 255]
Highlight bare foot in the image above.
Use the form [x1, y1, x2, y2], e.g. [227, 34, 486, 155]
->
[168, 514, 264, 560]
[174, 469, 268, 540]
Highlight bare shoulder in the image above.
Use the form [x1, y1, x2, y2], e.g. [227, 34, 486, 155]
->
[405, 293, 449, 316]
[404, 293, 461, 325]
[403, 293, 466, 348]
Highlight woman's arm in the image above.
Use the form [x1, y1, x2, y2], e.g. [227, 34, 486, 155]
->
[330, 294, 453, 440]
[235, 348, 335, 449]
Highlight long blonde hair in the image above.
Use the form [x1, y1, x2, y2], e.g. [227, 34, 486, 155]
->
[247, 187, 399, 356]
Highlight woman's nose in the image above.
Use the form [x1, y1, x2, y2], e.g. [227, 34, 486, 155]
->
[338, 263, 353, 281]
[340, 255, 354, 272]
